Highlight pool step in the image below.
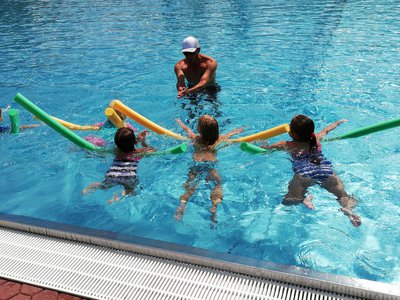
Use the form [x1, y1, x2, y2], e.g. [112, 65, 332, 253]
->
[0, 226, 362, 300]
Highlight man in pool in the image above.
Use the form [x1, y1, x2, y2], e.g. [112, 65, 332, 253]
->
[174, 36, 219, 99]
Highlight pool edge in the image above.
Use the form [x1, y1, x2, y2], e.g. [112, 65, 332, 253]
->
[0, 213, 398, 300]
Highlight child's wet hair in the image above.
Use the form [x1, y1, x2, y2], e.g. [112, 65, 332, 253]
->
[290, 114, 320, 164]
[290, 115, 315, 141]
[114, 127, 136, 153]
[198, 115, 219, 145]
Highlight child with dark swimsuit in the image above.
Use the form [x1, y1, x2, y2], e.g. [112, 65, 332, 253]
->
[265, 114, 361, 227]
[175, 115, 243, 222]
[83, 127, 155, 203]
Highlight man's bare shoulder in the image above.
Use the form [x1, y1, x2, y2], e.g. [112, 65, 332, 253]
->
[175, 59, 187, 68]
[200, 53, 217, 64]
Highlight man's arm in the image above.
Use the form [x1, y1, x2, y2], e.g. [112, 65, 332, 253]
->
[174, 61, 187, 96]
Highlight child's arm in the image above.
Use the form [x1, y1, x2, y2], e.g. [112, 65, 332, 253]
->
[137, 130, 150, 147]
[176, 118, 197, 139]
[265, 140, 290, 151]
[136, 131, 157, 153]
[220, 127, 244, 141]
[317, 119, 348, 140]
[137, 146, 156, 154]
[20, 124, 41, 130]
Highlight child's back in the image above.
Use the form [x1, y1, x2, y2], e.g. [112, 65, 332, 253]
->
[267, 114, 361, 227]
[83, 127, 154, 203]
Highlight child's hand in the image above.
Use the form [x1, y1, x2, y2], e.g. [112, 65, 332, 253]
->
[234, 127, 245, 134]
[137, 130, 148, 142]
[176, 118, 185, 127]
[337, 119, 348, 124]
[260, 140, 269, 149]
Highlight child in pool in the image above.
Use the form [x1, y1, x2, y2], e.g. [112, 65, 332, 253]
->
[82, 127, 155, 203]
[0, 108, 40, 133]
[264, 114, 361, 227]
[175, 115, 244, 222]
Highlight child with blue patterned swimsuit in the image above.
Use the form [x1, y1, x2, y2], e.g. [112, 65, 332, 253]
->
[265, 114, 361, 227]
[83, 127, 155, 203]
[175, 115, 243, 222]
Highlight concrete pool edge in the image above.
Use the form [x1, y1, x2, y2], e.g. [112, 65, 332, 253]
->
[0, 213, 398, 300]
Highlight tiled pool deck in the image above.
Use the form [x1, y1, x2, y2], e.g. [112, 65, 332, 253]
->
[0, 278, 84, 300]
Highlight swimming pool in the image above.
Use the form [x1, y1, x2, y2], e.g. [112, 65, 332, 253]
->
[1, 0, 399, 288]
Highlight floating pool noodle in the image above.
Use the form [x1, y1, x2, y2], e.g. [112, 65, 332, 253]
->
[327, 117, 400, 141]
[148, 143, 188, 156]
[110, 100, 186, 140]
[164, 143, 187, 154]
[228, 124, 290, 143]
[34, 115, 100, 130]
[240, 142, 269, 154]
[14, 93, 101, 151]
[9, 109, 20, 134]
[51, 116, 100, 131]
[105, 108, 125, 128]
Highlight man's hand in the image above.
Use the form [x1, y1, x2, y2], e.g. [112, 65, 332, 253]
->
[177, 87, 188, 98]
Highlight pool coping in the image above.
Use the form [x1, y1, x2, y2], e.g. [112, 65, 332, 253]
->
[0, 212, 399, 300]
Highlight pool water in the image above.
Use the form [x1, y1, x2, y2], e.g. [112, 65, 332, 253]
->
[1, 0, 399, 285]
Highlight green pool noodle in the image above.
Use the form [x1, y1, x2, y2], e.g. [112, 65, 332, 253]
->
[327, 117, 400, 141]
[240, 142, 269, 154]
[165, 143, 187, 154]
[8, 109, 20, 134]
[13, 93, 100, 151]
[148, 143, 188, 156]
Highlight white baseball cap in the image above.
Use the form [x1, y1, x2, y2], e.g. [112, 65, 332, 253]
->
[182, 36, 200, 53]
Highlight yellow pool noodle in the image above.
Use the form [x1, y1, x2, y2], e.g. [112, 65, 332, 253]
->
[105, 108, 125, 128]
[110, 100, 187, 140]
[228, 123, 290, 142]
[35, 115, 100, 131]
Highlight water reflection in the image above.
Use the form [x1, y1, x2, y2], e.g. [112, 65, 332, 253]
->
[178, 83, 223, 128]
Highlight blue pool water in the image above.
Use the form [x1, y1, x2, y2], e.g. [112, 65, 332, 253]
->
[1, 0, 399, 285]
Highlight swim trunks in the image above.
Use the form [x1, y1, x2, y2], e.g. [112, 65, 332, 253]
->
[188, 82, 221, 94]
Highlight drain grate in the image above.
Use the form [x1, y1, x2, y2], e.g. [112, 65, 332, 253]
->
[0, 226, 363, 300]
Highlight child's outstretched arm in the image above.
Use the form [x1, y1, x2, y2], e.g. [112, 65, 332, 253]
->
[20, 124, 41, 130]
[317, 119, 348, 140]
[220, 127, 244, 141]
[265, 140, 290, 151]
[176, 118, 197, 139]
